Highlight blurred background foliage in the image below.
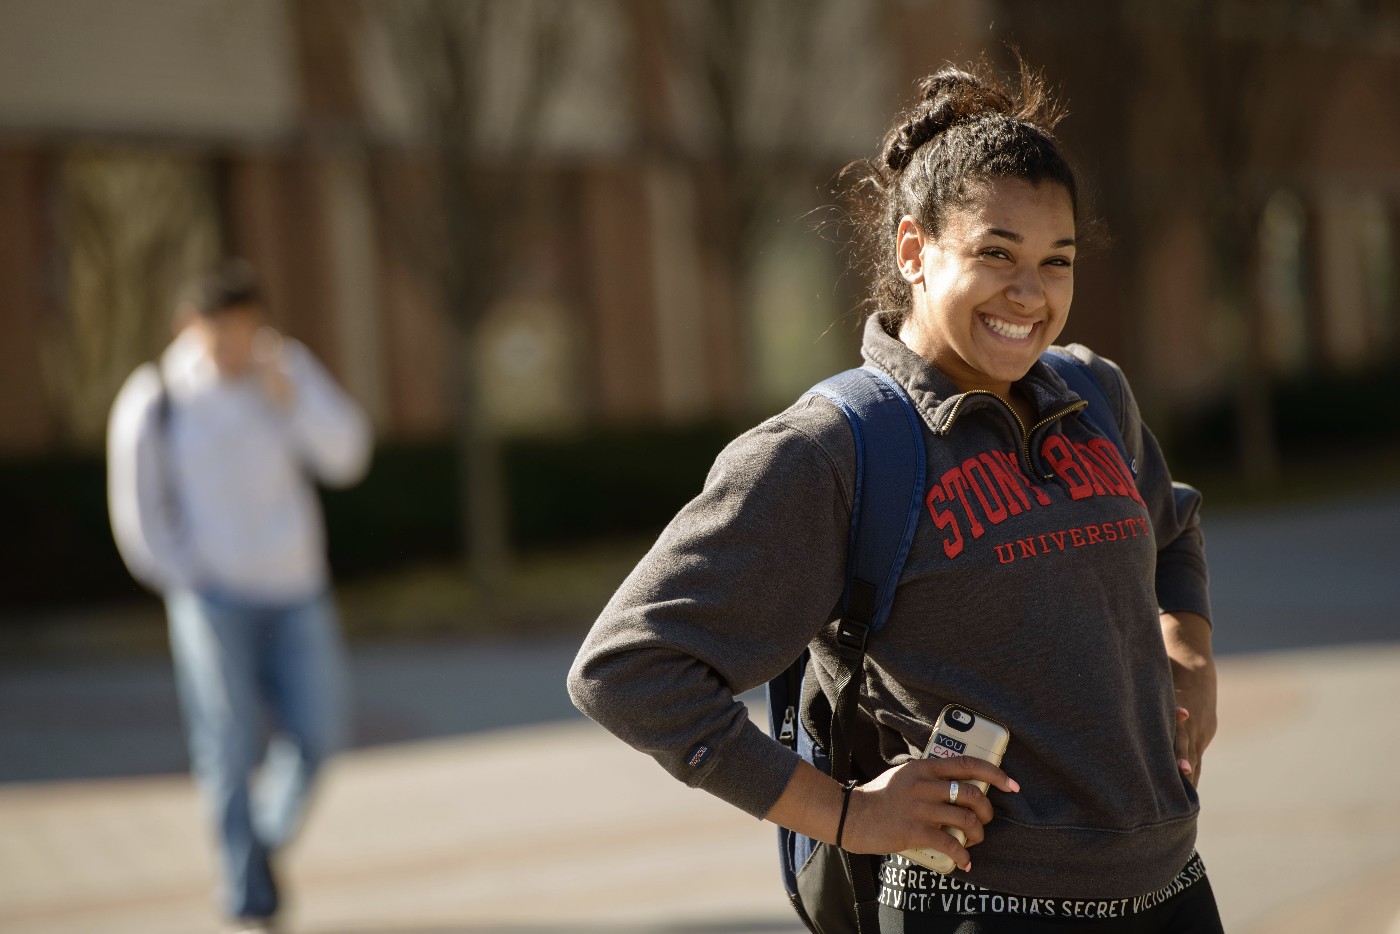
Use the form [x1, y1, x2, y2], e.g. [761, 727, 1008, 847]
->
[0, 0, 1397, 620]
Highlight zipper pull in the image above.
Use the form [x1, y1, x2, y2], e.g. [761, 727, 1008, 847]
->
[779, 705, 797, 746]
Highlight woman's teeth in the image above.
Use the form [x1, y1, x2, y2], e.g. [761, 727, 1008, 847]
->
[981, 315, 1034, 340]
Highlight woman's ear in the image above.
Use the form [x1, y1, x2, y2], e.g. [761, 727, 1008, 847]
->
[897, 216, 925, 284]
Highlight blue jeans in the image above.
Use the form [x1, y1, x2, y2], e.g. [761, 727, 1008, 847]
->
[166, 589, 349, 920]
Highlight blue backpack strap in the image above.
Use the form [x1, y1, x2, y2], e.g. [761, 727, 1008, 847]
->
[809, 365, 927, 646]
[1041, 348, 1137, 478]
[766, 365, 925, 922]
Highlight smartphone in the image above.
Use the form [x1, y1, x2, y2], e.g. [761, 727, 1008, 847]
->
[897, 703, 1011, 874]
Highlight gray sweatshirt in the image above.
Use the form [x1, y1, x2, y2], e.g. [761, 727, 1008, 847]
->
[568, 313, 1210, 900]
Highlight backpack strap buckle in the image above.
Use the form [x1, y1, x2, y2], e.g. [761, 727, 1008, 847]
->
[836, 579, 877, 661]
[835, 618, 870, 660]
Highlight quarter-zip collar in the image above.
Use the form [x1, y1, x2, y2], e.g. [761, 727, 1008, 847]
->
[859, 312, 1090, 477]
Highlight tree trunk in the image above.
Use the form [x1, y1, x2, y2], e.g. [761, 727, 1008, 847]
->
[441, 159, 510, 606]
[450, 315, 508, 607]
[1221, 208, 1281, 485]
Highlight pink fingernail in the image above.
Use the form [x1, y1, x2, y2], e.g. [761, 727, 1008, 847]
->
[1008, 778, 1021, 793]
[1179, 759, 1193, 774]
[963, 861, 973, 872]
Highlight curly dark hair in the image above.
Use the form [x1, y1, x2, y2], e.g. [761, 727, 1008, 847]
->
[843, 57, 1082, 327]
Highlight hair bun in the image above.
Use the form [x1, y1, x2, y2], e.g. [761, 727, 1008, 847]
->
[882, 68, 1015, 172]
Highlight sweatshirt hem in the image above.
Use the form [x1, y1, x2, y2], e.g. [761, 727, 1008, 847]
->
[951, 813, 1199, 900]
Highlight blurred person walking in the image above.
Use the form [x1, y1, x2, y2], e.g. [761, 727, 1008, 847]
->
[107, 260, 372, 933]
[569, 60, 1221, 933]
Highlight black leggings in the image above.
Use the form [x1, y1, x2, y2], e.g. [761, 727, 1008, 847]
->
[876, 853, 1224, 934]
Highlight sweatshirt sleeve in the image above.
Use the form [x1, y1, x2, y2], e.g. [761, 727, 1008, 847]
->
[280, 341, 373, 488]
[106, 364, 200, 594]
[1071, 347, 1212, 624]
[567, 400, 854, 819]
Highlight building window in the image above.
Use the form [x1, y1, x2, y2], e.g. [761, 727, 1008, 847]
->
[45, 150, 221, 446]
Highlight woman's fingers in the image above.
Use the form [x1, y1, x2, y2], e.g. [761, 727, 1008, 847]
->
[935, 794, 988, 845]
[924, 754, 1020, 795]
[927, 774, 995, 826]
[843, 758, 1015, 857]
[916, 828, 975, 872]
[914, 757, 1016, 829]
[1175, 706, 1201, 785]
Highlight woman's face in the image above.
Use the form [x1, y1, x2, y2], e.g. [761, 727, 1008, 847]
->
[897, 177, 1076, 398]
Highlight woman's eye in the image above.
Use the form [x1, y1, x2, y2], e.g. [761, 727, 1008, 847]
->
[981, 248, 1011, 261]
[1046, 257, 1075, 268]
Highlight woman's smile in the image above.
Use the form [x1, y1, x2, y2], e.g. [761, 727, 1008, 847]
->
[979, 313, 1037, 342]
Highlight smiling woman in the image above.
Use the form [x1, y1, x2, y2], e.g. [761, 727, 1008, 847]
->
[569, 58, 1219, 934]
[895, 178, 1077, 424]
[843, 64, 1083, 426]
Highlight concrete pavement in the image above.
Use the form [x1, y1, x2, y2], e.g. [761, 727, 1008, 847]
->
[4, 643, 1400, 933]
[3, 490, 1399, 932]
[0, 642, 587, 785]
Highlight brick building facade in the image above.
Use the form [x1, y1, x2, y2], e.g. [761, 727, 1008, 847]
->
[1, 0, 1396, 458]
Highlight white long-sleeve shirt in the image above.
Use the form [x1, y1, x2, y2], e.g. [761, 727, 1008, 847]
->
[107, 329, 372, 602]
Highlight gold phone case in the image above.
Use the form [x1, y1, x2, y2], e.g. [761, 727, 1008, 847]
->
[897, 704, 1011, 874]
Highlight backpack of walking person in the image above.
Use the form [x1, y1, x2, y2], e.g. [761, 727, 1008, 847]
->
[765, 349, 1133, 934]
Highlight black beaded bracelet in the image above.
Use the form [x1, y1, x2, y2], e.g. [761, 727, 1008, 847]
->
[835, 779, 859, 850]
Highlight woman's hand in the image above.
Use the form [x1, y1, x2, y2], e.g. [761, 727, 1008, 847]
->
[1162, 611, 1217, 786]
[842, 756, 1019, 870]
[765, 756, 1019, 873]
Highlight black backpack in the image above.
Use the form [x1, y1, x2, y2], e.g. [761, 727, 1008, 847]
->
[765, 351, 1132, 933]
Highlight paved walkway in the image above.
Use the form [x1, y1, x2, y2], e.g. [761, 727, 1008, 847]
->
[3, 490, 1399, 932]
[3, 642, 1399, 934]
